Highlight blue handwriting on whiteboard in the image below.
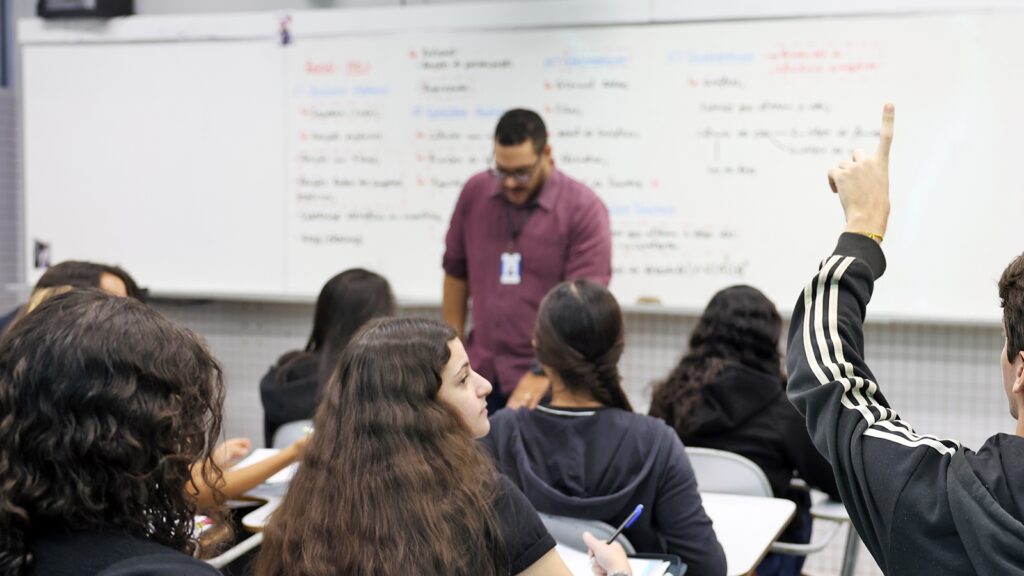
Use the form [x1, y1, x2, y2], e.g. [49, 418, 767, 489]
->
[420, 107, 469, 119]
[353, 85, 389, 96]
[309, 85, 348, 97]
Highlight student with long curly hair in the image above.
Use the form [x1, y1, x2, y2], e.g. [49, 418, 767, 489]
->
[0, 289, 226, 575]
[483, 280, 726, 576]
[649, 285, 839, 576]
[255, 317, 630, 576]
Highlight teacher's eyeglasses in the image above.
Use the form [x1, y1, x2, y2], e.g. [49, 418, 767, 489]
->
[489, 157, 542, 185]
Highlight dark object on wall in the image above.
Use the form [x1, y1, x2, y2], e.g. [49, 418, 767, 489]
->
[1, 0, 9, 88]
[37, 0, 133, 19]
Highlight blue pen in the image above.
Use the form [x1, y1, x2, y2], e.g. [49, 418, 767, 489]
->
[606, 504, 644, 544]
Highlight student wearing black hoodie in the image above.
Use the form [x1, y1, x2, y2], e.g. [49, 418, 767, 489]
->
[259, 269, 394, 446]
[483, 280, 726, 576]
[650, 285, 840, 576]
[789, 104, 1024, 575]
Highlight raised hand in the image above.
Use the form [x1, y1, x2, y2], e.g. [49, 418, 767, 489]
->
[827, 104, 895, 242]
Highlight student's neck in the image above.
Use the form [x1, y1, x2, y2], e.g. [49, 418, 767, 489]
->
[549, 377, 603, 409]
[1016, 416, 1024, 438]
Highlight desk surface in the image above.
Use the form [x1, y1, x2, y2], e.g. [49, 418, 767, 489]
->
[241, 481, 286, 532]
[700, 492, 796, 576]
[240, 485, 796, 576]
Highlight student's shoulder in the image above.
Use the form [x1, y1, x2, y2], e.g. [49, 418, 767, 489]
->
[611, 408, 677, 432]
[488, 406, 532, 435]
[599, 410, 682, 451]
[101, 552, 221, 576]
[260, 351, 316, 389]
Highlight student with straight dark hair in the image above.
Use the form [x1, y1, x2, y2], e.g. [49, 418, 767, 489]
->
[483, 280, 726, 576]
[255, 316, 631, 576]
[34, 260, 146, 300]
[260, 268, 394, 446]
[788, 104, 1024, 575]
[0, 260, 146, 334]
[649, 285, 839, 576]
[0, 289, 224, 575]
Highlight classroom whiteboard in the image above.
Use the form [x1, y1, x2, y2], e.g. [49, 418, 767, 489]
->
[21, 8, 1024, 322]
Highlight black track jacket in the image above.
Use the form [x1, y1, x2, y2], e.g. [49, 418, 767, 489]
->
[787, 233, 1024, 576]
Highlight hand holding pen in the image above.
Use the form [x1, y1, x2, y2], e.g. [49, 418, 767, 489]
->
[583, 504, 644, 576]
[583, 532, 632, 576]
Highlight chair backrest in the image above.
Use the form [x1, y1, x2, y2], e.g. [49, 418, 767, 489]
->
[272, 419, 313, 449]
[686, 446, 772, 497]
[538, 512, 636, 555]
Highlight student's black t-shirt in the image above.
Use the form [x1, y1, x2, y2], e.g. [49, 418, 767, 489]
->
[494, 475, 557, 574]
[28, 529, 221, 576]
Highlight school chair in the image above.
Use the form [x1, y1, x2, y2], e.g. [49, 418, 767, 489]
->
[685, 447, 858, 575]
[538, 512, 637, 554]
[272, 419, 313, 449]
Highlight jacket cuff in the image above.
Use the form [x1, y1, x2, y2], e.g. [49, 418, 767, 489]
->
[834, 232, 886, 280]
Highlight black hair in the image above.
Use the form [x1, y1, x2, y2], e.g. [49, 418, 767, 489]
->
[533, 280, 633, 411]
[277, 268, 395, 387]
[650, 285, 783, 437]
[1000, 253, 1024, 361]
[0, 289, 227, 572]
[494, 109, 547, 155]
[35, 260, 145, 301]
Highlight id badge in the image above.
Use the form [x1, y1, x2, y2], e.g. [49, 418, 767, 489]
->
[500, 252, 522, 285]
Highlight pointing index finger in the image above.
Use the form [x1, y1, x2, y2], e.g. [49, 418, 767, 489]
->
[877, 103, 895, 159]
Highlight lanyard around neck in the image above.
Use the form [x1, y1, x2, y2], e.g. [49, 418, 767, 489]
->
[505, 201, 537, 250]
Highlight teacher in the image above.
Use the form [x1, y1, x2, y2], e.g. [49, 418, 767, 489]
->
[442, 108, 612, 412]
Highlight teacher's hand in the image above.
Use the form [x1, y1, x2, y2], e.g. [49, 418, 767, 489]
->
[506, 371, 550, 410]
[828, 103, 894, 242]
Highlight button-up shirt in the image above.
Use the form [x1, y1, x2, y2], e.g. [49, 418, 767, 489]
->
[443, 167, 612, 392]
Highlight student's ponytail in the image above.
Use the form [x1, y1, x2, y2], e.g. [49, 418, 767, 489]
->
[534, 281, 633, 412]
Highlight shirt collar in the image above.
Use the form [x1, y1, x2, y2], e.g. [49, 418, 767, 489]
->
[489, 166, 561, 211]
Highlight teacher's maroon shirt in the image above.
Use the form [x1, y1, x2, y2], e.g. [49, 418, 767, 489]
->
[443, 167, 611, 393]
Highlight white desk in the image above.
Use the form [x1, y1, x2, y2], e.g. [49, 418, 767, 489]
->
[700, 492, 796, 576]
[240, 481, 287, 532]
[237, 479, 797, 576]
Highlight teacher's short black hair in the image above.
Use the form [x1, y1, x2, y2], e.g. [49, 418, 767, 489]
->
[495, 108, 547, 155]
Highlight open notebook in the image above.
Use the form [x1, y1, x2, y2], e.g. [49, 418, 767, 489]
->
[555, 544, 673, 576]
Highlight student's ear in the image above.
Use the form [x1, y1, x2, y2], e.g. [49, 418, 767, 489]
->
[1013, 351, 1024, 394]
[543, 143, 552, 159]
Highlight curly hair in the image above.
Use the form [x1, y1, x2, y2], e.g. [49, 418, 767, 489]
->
[0, 289, 226, 573]
[650, 285, 783, 437]
[1000, 253, 1024, 361]
[255, 317, 507, 576]
[533, 280, 633, 411]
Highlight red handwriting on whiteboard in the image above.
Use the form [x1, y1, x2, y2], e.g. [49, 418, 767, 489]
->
[305, 59, 336, 75]
[346, 61, 371, 76]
